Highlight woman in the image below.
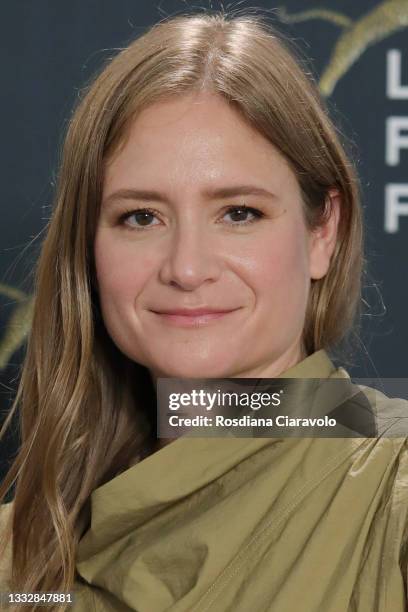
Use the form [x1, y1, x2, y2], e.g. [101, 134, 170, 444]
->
[0, 11, 407, 611]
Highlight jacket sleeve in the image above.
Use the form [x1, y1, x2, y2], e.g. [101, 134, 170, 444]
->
[0, 503, 13, 590]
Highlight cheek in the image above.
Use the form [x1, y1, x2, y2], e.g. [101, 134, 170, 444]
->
[242, 221, 311, 349]
[241, 221, 310, 291]
[94, 231, 156, 306]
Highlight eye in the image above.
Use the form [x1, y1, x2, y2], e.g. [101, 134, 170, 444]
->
[119, 208, 161, 229]
[117, 204, 265, 230]
[221, 205, 265, 225]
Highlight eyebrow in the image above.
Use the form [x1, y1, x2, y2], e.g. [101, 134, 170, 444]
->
[102, 185, 277, 207]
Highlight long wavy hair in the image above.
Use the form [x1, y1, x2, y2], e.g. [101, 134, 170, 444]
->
[0, 11, 363, 610]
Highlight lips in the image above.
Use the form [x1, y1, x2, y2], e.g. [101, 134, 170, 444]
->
[152, 308, 237, 316]
[150, 307, 241, 327]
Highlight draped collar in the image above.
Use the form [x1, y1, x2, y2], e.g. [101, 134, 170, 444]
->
[76, 349, 346, 560]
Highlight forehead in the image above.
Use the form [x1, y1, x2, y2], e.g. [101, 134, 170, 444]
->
[103, 92, 298, 196]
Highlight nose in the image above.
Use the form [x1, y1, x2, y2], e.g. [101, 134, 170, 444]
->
[159, 222, 222, 290]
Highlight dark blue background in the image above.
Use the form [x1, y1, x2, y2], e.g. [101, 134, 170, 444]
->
[1, 1, 407, 474]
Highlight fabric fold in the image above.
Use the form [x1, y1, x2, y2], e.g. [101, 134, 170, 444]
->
[73, 350, 408, 612]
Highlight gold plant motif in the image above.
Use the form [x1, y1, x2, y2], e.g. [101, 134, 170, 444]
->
[277, 0, 408, 96]
[0, 284, 33, 371]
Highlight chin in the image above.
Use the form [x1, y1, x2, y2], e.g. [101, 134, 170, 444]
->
[151, 357, 235, 379]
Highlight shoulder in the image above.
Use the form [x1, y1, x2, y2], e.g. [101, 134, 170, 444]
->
[0, 502, 13, 588]
[329, 374, 408, 544]
[351, 383, 408, 508]
[356, 381, 408, 437]
[350, 384, 408, 562]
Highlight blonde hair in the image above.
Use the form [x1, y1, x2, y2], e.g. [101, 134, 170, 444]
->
[0, 11, 363, 609]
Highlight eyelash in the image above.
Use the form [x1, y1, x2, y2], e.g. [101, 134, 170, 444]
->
[117, 205, 265, 230]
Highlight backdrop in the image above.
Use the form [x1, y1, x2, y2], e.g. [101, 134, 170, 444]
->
[1, 0, 407, 474]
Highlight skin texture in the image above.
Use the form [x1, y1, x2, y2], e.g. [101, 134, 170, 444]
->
[95, 92, 339, 382]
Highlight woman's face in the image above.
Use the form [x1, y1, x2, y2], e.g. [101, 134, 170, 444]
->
[95, 92, 337, 379]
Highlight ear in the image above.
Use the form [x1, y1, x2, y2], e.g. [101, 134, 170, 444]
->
[309, 188, 341, 280]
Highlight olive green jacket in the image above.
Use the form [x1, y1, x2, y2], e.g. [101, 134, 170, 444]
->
[1, 350, 408, 611]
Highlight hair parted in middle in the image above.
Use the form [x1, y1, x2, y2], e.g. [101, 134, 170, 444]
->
[0, 11, 363, 605]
